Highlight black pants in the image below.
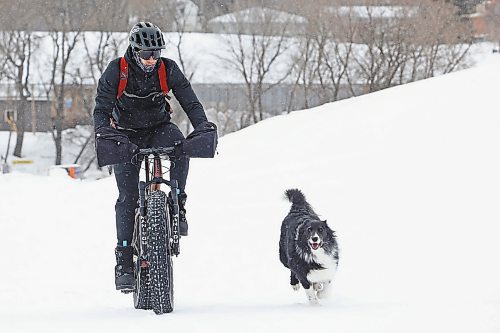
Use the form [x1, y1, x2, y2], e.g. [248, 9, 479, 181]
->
[113, 122, 188, 246]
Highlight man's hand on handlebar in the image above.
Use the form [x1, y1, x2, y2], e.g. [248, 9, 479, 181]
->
[173, 141, 186, 159]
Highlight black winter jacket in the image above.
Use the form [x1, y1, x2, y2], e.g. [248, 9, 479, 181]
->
[93, 46, 207, 130]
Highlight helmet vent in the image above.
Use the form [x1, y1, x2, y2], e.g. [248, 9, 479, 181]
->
[129, 22, 165, 50]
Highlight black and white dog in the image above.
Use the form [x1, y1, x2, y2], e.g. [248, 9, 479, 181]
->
[279, 189, 339, 304]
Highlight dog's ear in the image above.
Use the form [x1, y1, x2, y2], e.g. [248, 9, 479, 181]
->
[323, 220, 337, 238]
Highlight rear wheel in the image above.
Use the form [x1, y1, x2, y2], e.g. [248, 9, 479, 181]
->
[147, 190, 174, 314]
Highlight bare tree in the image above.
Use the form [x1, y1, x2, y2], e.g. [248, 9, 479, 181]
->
[74, 2, 128, 172]
[220, 4, 296, 126]
[0, 2, 39, 157]
[0, 31, 39, 157]
[343, 0, 472, 94]
[414, 0, 472, 78]
[287, 0, 473, 109]
[168, 0, 200, 80]
[314, 2, 356, 103]
[347, 5, 410, 93]
[287, 35, 316, 111]
[41, 0, 85, 165]
[163, 0, 202, 134]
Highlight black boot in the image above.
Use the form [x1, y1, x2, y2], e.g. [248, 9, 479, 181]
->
[115, 245, 134, 291]
[178, 193, 188, 236]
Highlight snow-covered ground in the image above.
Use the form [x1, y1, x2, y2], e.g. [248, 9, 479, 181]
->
[1, 51, 500, 332]
[0, 126, 108, 179]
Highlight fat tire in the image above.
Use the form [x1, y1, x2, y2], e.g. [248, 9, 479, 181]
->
[132, 211, 152, 310]
[147, 191, 174, 314]
[133, 265, 152, 309]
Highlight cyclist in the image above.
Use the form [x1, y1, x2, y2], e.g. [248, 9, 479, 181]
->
[93, 22, 208, 291]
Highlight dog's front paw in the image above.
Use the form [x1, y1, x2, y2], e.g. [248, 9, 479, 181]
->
[317, 281, 331, 299]
[313, 282, 323, 291]
[308, 297, 319, 305]
[305, 287, 319, 305]
[292, 283, 300, 291]
[307, 294, 319, 305]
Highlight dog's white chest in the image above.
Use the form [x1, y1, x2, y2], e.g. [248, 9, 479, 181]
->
[307, 249, 338, 283]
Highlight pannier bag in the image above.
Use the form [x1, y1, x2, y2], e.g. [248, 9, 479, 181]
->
[183, 121, 218, 158]
[95, 127, 138, 167]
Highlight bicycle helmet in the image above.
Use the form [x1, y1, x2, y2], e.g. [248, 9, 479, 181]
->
[129, 22, 166, 50]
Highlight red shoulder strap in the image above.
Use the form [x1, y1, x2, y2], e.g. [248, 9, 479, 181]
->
[158, 59, 169, 95]
[117, 57, 128, 99]
[117, 57, 168, 99]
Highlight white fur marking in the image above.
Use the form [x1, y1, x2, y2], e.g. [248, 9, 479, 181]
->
[307, 248, 338, 284]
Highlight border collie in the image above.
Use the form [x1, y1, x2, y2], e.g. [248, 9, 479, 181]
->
[279, 189, 339, 304]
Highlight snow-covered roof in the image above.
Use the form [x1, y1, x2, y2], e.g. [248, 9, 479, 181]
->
[332, 6, 419, 19]
[209, 7, 308, 24]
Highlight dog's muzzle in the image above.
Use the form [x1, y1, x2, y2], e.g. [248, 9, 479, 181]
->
[309, 240, 322, 250]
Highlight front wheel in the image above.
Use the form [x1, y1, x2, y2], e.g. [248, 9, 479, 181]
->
[133, 263, 152, 309]
[132, 211, 152, 310]
[147, 190, 174, 314]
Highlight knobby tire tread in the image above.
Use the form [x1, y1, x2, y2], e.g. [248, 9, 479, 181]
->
[147, 191, 174, 314]
[134, 267, 152, 310]
[133, 211, 152, 310]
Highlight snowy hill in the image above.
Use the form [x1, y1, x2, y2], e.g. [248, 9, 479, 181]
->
[1, 62, 500, 332]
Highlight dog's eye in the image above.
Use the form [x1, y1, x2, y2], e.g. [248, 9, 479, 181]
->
[307, 227, 312, 232]
[319, 227, 323, 232]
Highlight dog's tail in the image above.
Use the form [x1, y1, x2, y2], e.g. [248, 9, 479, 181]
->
[284, 189, 317, 215]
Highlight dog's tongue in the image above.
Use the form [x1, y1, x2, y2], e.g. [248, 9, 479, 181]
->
[311, 243, 320, 250]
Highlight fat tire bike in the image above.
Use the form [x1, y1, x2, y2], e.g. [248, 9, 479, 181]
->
[127, 147, 181, 315]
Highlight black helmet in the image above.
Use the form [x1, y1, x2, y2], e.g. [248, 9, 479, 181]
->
[129, 22, 166, 50]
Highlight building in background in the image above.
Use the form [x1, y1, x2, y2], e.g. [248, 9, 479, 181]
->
[207, 7, 307, 35]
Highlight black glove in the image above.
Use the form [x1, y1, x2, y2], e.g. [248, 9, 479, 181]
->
[173, 140, 186, 159]
[183, 121, 218, 158]
[95, 126, 138, 167]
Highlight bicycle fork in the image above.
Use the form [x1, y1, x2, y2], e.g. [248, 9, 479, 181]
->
[138, 155, 181, 256]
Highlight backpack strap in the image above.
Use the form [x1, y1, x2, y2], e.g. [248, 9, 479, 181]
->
[117, 57, 128, 100]
[158, 59, 169, 95]
[117, 57, 169, 99]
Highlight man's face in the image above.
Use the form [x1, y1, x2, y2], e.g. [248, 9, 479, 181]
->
[137, 49, 161, 67]
[141, 57, 157, 67]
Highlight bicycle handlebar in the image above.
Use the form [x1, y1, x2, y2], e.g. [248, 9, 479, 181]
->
[137, 147, 175, 157]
